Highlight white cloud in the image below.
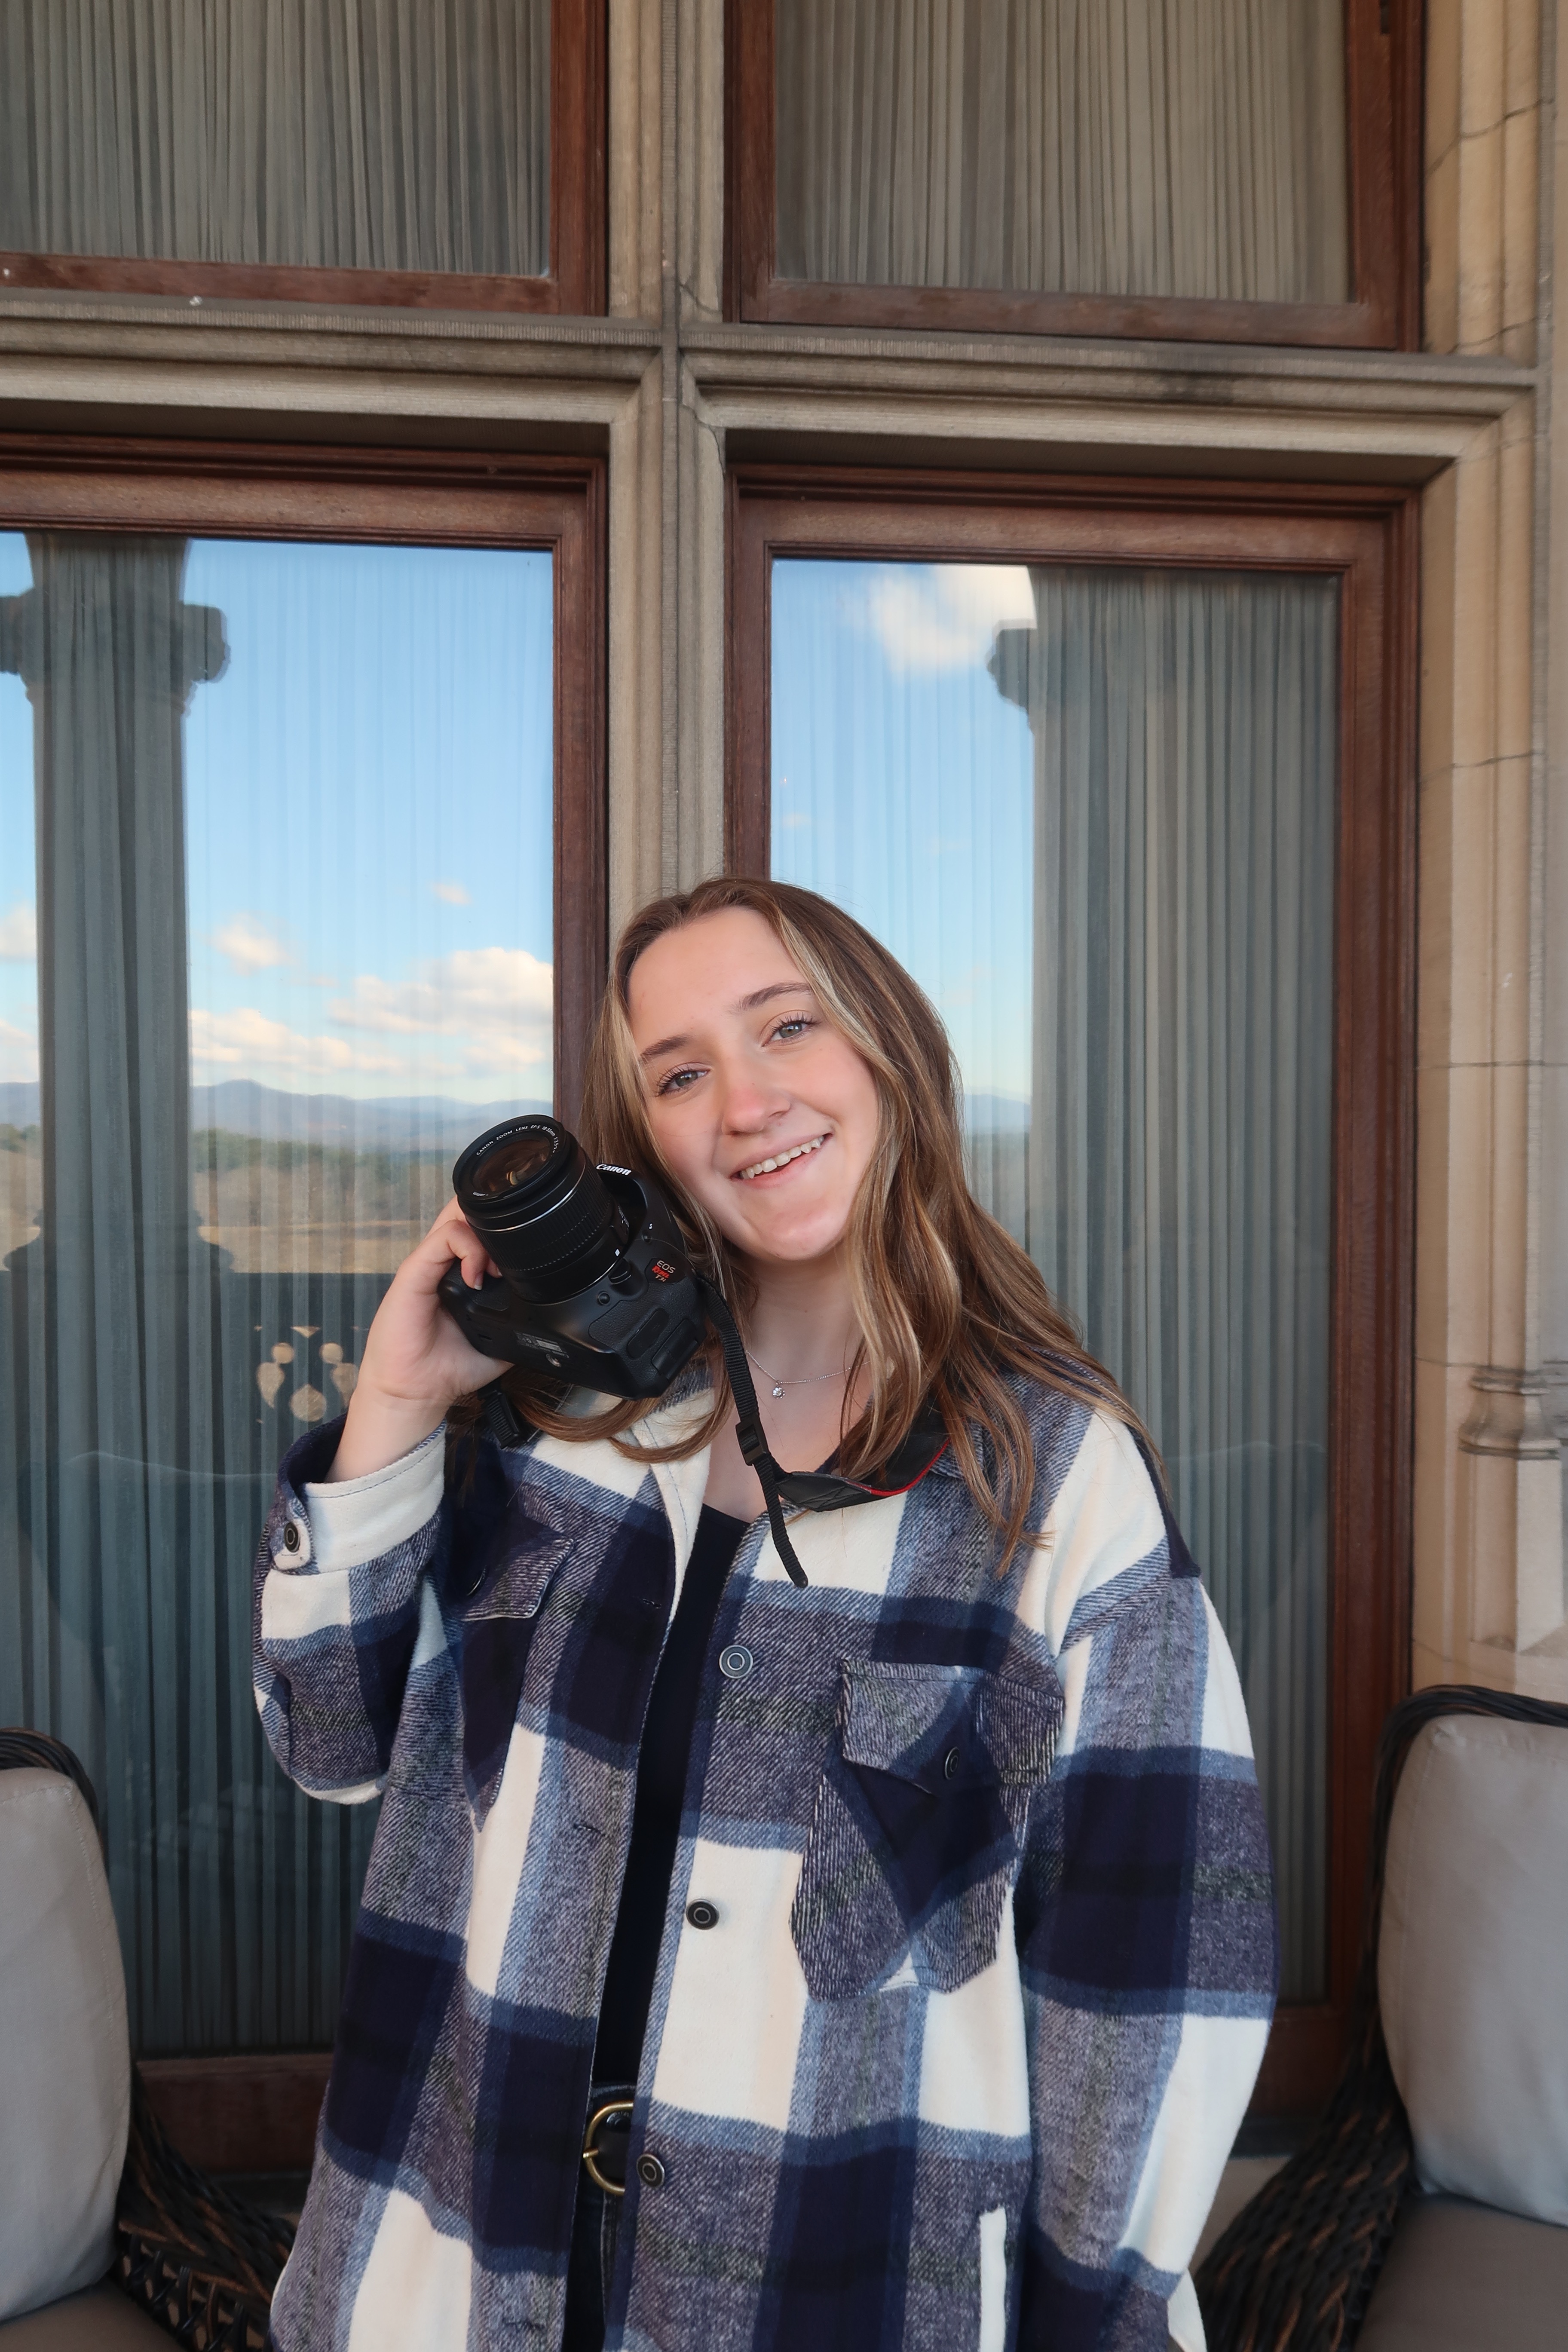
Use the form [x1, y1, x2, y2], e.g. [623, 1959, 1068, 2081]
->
[329, 946, 552, 1075]
[432, 880, 472, 906]
[0, 904, 36, 962]
[0, 1015, 37, 1083]
[211, 914, 292, 974]
[864, 564, 1036, 675]
[190, 1006, 402, 1076]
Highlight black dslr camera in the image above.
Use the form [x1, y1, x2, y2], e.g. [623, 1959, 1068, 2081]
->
[436, 1115, 707, 1400]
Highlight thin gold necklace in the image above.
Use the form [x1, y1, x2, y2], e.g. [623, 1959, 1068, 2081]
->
[744, 1348, 849, 1400]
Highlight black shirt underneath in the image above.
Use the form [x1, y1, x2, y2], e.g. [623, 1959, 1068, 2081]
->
[591, 1504, 748, 2087]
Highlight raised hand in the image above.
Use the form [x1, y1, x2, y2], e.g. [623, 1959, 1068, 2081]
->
[326, 1195, 512, 1481]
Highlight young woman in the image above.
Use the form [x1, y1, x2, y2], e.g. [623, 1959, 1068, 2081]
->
[254, 878, 1276, 2352]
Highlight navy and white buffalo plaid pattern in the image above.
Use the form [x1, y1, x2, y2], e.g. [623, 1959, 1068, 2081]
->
[254, 1377, 1276, 2352]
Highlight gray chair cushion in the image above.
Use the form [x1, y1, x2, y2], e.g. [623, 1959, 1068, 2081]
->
[0, 1770, 130, 2322]
[1357, 2191, 1568, 2351]
[1378, 1715, 1568, 2222]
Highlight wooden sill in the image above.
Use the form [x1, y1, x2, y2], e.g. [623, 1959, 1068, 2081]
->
[138, 2051, 331, 2176]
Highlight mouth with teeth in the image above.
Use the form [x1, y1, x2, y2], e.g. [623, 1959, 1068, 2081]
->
[734, 1133, 830, 1182]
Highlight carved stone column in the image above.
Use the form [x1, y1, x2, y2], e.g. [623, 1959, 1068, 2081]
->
[0, 534, 226, 2009]
[0, 534, 226, 1280]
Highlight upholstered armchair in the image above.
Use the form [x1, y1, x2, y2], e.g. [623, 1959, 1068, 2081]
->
[1197, 1685, 1568, 2352]
[0, 1731, 292, 2349]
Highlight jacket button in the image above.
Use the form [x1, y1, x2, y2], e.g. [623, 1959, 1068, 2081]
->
[282, 1521, 301, 1554]
[718, 1643, 754, 1680]
[636, 2152, 666, 2188]
[686, 1899, 719, 1930]
[943, 1746, 960, 1781]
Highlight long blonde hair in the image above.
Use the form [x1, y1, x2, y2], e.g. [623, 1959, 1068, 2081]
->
[478, 877, 1142, 1568]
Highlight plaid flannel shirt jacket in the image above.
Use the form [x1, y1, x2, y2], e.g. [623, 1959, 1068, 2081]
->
[254, 1376, 1276, 2352]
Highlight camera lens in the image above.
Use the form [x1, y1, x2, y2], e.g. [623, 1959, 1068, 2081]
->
[470, 1126, 559, 1202]
[453, 1115, 629, 1305]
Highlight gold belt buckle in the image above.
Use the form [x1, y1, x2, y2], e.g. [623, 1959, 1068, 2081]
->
[582, 2097, 634, 2198]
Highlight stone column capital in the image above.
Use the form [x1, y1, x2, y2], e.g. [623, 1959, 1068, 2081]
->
[0, 552, 227, 708]
[0, 588, 41, 684]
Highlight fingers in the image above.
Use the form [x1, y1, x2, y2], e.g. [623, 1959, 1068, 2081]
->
[438, 1196, 502, 1285]
[410, 1200, 500, 1292]
[447, 1221, 498, 1293]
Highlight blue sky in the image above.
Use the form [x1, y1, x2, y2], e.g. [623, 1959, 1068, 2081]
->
[1, 538, 1040, 1110]
[771, 559, 1037, 1102]
[0, 533, 36, 1082]
[0, 532, 553, 1103]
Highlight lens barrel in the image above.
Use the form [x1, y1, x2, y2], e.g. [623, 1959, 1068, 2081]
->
[453, 1116, 629, 1303]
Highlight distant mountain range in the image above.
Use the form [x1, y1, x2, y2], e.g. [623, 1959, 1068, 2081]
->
[0, 1084, 42, 1131]
[0, 1079, 1030, 1143]
[193, 1082, 551, 1148]
[962, 1091, 1029, 1132]
[0, 1081, 549, 1150]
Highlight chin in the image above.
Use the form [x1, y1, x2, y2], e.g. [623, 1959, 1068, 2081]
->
[740, 1212, 852, 1264]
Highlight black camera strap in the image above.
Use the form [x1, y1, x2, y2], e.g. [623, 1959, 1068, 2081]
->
[695, 1281, 960, 1588]
[696, 1278, 811, 1588]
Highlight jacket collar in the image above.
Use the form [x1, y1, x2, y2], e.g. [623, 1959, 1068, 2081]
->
[622, 1372, 959, 1499]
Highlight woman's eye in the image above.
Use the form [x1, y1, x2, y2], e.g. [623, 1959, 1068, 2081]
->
[768, 1016, 815, 1044]
[655, 1065, 703, 1096]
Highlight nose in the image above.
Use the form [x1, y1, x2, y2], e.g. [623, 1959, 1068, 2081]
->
[717, 1064, 791, 1136]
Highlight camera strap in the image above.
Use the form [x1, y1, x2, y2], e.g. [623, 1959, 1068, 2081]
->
[697, 1278, 812, 1587]
[695, 1279, 952, 1589]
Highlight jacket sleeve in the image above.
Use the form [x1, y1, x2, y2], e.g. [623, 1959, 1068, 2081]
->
[1013, 1413, 1278, 2352]
[251, 1415, 448, 1804]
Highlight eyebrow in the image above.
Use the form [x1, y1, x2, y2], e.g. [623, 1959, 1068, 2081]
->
[637, 980, 815, 1064]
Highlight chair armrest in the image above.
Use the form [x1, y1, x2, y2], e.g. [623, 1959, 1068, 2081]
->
[110, 2071, 296, 2352]
[1196, 2039, 1412, 2351]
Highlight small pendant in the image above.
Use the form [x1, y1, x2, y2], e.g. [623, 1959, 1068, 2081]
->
[772, 1384, 784, 1398]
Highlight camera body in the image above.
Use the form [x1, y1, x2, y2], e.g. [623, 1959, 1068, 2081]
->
[435, 1116, 707, 1400]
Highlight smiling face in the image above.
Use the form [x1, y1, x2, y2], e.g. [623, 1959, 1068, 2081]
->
[627, 907, 882, 1269]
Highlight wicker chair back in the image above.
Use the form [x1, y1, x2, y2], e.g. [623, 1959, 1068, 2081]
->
[1194, 1683, 1568, 2352]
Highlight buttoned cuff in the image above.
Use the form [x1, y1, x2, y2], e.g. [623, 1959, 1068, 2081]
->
[301, 1427, 447, 1572]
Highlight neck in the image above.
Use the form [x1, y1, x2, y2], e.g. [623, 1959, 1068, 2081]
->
[737, 1246, 861, 1382]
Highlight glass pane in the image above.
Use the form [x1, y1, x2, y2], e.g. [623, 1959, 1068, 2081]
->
[776, 0, 1350, 306]
[0, 0, 550, 279]
[772, 556, 1336, 2002]
[0, 531, 553, 2051]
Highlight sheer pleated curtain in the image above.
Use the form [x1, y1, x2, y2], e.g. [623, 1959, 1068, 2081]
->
[0, 532, 553, 2050]
[0, 0, 550, 276]
[775, 0, 1350, 303]
[0, 537, 373, 2051]
[772, 554, 1337, 1998]
[993, 567, 1338, 2000]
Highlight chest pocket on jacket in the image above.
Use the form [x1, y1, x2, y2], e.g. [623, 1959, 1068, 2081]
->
[790, 1660, 1063, 2000]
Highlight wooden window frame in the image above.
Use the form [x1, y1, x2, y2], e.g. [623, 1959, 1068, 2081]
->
[727, 0, 1422, 350]
[0, 0, 606, 316]
[729, 464, 1418, 2116]
[0, 435, 606, 2171]
[0, 433, 606, 1124]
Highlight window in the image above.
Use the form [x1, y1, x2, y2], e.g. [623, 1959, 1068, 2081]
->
[0, 0, 606, 314]
[730, 0, 1420, 346]
[729, 467, 1416, 2109]
[0, 444, 603, 2072]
